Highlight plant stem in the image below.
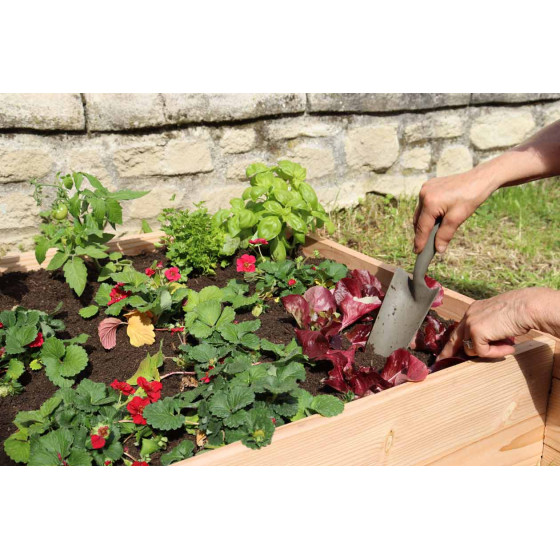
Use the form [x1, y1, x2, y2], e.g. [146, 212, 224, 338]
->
[160, 370, 195, 380]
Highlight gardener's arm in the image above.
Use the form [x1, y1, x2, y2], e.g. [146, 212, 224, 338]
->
[414, 119, 560, 254]
[439, 287, 560, 359]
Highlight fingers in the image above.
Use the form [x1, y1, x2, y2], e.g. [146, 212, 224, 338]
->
[413, 208, 437, 254]
[434, 212, 462, 254]
[438, 320, 465, 360]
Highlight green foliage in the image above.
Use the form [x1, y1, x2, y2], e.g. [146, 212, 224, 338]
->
[160, 440, 195, 466]
[4, 379, 166, 466]
[143, 398, 186, 430]
[40, 338, 89, 388]
[0, 305, 88, 396]
[32, 171, 149, 295]
[159, 203, 225, 275]
[246, 255, 348, 300]
[212, 161, 335, 261]
[168, 282, 345, 451]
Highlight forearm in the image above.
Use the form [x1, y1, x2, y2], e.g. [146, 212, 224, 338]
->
[526, 287, 560, 338]
[476, 119, 560, 192]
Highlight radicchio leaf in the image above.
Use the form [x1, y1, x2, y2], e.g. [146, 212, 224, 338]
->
[412, 316, 455, 354]
[281, 295, 310, 329]
[425, 276, 444, 308]
[333, 277, 362, 305]
[339, 295, 381, 330]
[381, 348, 429, 386]
[303, 286, 337, 315]
[98, 318, 125, 350]
[430, 356, 466, 373]
[351, 269, 385, 299]
[295, 329, 330, 360]
[345, 323, 373, 348]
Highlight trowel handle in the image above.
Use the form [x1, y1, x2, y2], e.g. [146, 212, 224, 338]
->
[412, 219, 441, 293]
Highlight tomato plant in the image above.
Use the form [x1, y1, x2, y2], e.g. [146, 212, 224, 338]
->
[32, 172, 149, 296]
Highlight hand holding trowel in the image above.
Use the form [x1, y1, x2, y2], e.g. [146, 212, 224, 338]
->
[367, 220, 441, 358]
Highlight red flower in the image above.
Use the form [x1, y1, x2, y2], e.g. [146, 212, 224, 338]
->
[91, 434, 106, 449]
[108, 282, 131, 306]
[137, 376, 162, 403]
[236, 254, 256, 273]
[126, 396, 151, 425]
[29, 332, 44, 348]
[288, 279, 297, 287]
[110, 379, 135, 396]
[164, 267, 181, 282]
[97, 425, 110, 438]
[145, 267, 156, 277]
[171, 327, 184, 333]
[132, 461, 149, 466]
[249, 238, 268, 245]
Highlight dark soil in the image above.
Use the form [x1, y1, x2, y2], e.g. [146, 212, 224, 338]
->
[0, 249, 450, 466]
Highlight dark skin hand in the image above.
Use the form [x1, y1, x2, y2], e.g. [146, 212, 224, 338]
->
[411, 120, 560, 358]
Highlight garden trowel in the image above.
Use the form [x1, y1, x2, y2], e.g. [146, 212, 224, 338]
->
[367, 221, 441, 358]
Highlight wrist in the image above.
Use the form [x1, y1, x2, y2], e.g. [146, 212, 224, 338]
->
[524, 287, 560, 333]
[474, 153, 515, 194]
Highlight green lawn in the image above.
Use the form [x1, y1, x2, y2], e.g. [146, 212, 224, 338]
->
[328, 178, 560, 300]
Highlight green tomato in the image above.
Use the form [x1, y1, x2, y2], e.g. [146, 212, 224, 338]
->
[62, 176, 73, 189]
[51, 203, 68, 220]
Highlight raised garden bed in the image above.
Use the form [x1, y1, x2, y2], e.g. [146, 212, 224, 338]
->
[1, 231, 557, 466]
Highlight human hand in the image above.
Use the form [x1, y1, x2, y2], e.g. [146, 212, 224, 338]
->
[438, 289, 541, 360]
[413, 167, 499, 254]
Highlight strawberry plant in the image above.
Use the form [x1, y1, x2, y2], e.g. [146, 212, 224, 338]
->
[3, 372, 196, 466]
[159, 203, 226, 275]
[212, 161, 335, 261]
[244, 253, 348, 304]
[0, 305, 89, 396]
[93, 261, 189, 348]
[146, 283, 346, 450]
[32, 172, 149, 296]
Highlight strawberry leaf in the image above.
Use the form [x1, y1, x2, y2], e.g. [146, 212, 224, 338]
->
[160, 440, 195, 466]
[143, 398, 185, 430]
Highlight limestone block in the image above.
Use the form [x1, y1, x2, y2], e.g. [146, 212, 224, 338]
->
[163, 93, 306, 124]
[219, 128, 256, 154]
[85, 94, 166, 131]
[470, 109, 536, 149]
[401, 147, 431, 171]
[345, 125, 399, 170]
[0, 147, 52, 183]
[0, 93, 85, 130]
[436, 146, 473, 176]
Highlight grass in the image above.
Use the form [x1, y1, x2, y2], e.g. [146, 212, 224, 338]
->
[328, 178, 560, 300]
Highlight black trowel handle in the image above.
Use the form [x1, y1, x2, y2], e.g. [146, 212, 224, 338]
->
[412, 219, 441, 294]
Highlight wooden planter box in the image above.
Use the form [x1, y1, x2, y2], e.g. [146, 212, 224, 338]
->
[2, 232, 558, 466]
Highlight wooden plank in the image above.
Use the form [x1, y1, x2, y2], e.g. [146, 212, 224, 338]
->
[541, 444, 560, 466]
[303, 234, 475, 323]
[543, 377, 560, 453]
[428, 416, 544, 466]
[176, 336, 554, 465]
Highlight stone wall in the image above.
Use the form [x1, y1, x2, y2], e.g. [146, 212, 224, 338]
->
[1, 93, 560, 252]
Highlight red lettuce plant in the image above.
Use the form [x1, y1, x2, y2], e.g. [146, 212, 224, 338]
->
[284, 268, 454, 398]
